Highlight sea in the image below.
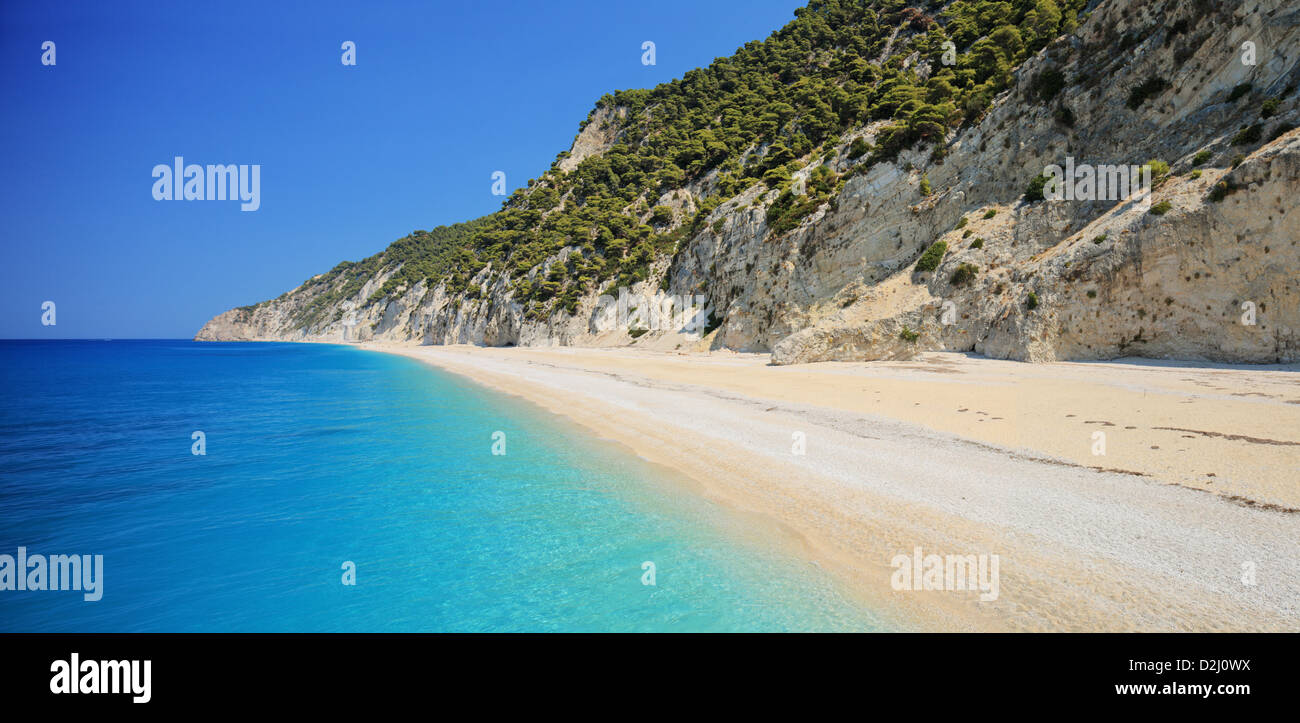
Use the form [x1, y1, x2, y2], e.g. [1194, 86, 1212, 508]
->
[0, 340, 884, 631]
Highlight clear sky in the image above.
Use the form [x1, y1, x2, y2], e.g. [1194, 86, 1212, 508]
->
[1, 0, 805, 338]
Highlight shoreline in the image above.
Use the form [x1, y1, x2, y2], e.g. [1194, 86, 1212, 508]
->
[359, 341, 1299, 631]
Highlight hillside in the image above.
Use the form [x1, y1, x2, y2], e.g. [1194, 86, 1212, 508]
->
[197, 0, 1300, 365]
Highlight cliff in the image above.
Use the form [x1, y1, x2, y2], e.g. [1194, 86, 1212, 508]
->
[198, 0, 1300, 364]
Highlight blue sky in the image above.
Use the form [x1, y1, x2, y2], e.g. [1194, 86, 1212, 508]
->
[1, 0, 804, 338]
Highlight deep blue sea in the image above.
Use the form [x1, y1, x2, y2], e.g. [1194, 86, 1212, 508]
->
[0, 340, 882, 631]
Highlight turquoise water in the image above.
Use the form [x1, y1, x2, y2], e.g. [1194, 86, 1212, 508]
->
[0, 340, 883, 631]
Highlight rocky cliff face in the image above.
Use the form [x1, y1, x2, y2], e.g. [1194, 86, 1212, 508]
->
[198, 0, 1300, 364]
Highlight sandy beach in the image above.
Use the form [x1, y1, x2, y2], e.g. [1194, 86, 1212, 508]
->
[362, 342, 1300, 631]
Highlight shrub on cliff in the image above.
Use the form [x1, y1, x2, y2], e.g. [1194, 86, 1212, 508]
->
[1023, 173, 1051, 202]
[1232, 124, 1262, 145]
[650, 205, 674, 226]
[1208, 181, 1238, 203]
[1032, 68, 1066, 102]
[915, 240, 947, 273]
[1143, 159, 1170, 185]
[950, 263, 978, 286]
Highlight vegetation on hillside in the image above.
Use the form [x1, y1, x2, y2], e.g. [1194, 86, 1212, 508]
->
[286, 0, 1087, 330]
